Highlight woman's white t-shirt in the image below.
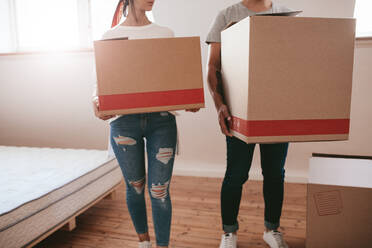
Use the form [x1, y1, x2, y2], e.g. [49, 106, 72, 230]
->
[102, 23, 174, 40]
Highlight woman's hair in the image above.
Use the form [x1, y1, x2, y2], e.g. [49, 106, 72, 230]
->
[122, 0, 133, 17]
[111, 0, 137, 28]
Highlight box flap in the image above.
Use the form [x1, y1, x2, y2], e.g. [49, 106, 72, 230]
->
[309, 156, 372, 188]
[256, 10, 303, 16]
[99, 37, 129, 41]
[312, 153, 372, 160]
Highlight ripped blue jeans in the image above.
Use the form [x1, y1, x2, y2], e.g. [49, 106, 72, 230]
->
[110, 112, 177, 247]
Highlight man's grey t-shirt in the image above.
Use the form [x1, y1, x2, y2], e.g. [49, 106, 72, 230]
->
[206, 1, 292, 43]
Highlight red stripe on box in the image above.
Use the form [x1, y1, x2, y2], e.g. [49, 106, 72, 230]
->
[230, 116, 350, 137]
[99, 88, 204, 111]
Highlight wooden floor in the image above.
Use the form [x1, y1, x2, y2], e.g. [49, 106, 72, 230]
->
[35, 176, 307, 248]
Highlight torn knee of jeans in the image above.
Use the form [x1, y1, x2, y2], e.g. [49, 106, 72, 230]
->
[129, 177, 145, 194]
[156, 148, 174, 165]
[113, 135, 137, 146]
[150, 181, 169, 201]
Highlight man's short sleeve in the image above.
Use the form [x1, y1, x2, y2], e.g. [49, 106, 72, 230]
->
[206, 10, 227, 44]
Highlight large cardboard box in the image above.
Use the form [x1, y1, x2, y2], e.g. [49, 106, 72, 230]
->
[221, 16, 356, 143]
[94, 37, 205, 115]
[307, 154, 372, 247]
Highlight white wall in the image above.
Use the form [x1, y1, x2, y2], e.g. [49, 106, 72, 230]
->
[0, 52, 109, 148]
[1, 0, 370, 183]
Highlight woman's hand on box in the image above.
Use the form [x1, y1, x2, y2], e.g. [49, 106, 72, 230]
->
[92, 99, 116, 121]
[218, 104, 233, 137]
[185, 108, 200, 113]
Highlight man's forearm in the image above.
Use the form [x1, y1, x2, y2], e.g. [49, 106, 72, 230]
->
[207, 66, 226, 111]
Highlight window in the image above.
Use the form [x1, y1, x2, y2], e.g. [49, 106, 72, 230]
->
[354, 0, 372, 37]
[15, 0, 80, 51]
[0, 0, 155, 53]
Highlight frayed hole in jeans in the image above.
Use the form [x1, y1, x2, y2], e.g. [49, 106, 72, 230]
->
[156, 148, 174, 165]
[150, 181, 170, 201]
[113, 135, 137, 146]
[129, 177, 145, 194]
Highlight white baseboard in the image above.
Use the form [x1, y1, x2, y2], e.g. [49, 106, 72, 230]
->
[173, 160, 308, 184]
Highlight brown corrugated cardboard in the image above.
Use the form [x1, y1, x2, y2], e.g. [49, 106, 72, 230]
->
[94, 37, 205, 115]
[221, 16, 356, 143]
[307, 154, 372, 247]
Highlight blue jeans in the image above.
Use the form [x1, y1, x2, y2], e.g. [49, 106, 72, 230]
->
[110, 112, 177, 246]
[221, 136, 289, 233]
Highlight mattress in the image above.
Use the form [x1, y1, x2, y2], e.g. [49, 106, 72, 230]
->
[0, 146, 123, 248]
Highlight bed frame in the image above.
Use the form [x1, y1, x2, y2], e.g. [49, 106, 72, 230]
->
[25, 181, 123, 247]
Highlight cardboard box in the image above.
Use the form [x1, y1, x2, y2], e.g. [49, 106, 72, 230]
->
[307, 154, 372, 248]
[94, 37, 205, 115]
[221, 16, 356, 143]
